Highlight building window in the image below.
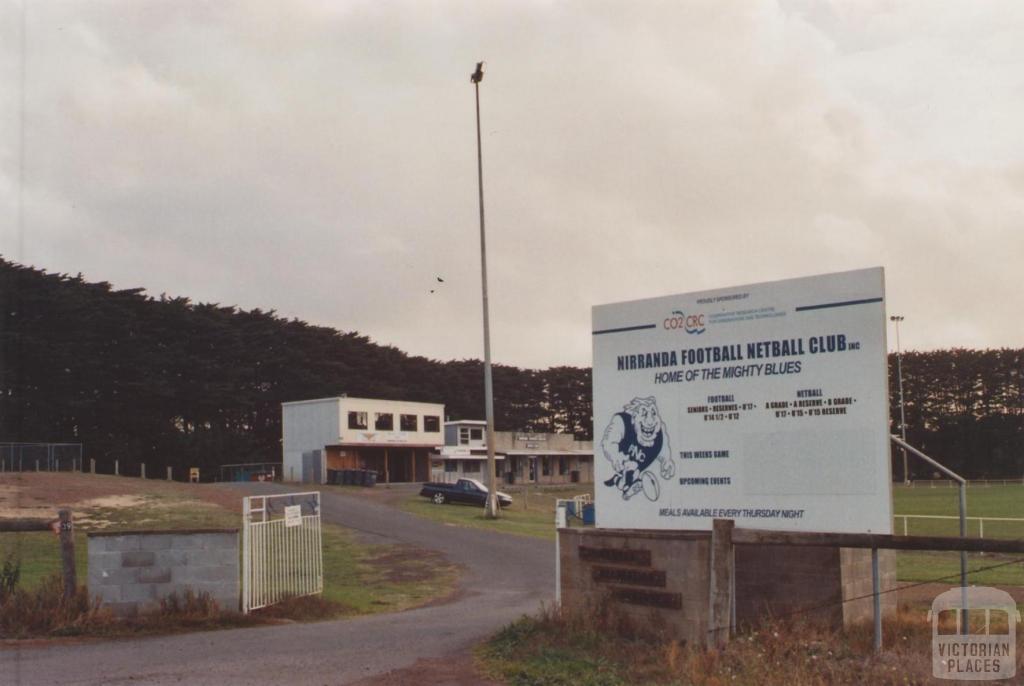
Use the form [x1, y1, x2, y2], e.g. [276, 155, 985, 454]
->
[444, 460, 458, 473]
[375, 413, 394, 431]
[424, 416, 440, 432]
[463, 460, 481, 473]
[459, 427, 470, 445]
[542, 456, 551, 476]
[400, 414, 418, 431]
[348, 411, 367, 430]
[559, 457, 568, 475]
[470, 428, 483, 441]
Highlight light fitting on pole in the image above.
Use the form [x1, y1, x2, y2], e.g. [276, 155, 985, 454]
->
[471, 62, 485, 84]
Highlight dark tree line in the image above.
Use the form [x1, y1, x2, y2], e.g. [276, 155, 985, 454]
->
[2, 259, 1020, 479]
[0, 259, 592, 477]
[888, 348, 1023, 479]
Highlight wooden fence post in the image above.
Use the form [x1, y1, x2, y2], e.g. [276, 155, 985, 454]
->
[166, 466, 172, 481]
[141, 463, 146, 479]
[709, 518, 735, 648]
[58, 509, 76, 601]
[90, 458, 95, 474]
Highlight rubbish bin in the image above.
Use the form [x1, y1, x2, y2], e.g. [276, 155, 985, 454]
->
[341, 469, 353, 485]
[582, 503, 595, 525]
[364, 470, 378, 487]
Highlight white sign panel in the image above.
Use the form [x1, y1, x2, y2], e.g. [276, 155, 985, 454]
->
[283, 504, 302, 527]
[592, 268, 892, 534]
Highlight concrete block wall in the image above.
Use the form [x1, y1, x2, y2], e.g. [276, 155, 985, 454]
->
[559, 528, 711, 645]
[735, 545, 897, 629]
[560, 528, 899, 646]
[88, 529, 239, 617]
[839, 547, 897, 625]
[735, 544, 844, 628]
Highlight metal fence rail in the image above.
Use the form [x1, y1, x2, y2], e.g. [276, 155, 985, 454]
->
[894, 513, 1024, 539]
[242, 491, 323, 613]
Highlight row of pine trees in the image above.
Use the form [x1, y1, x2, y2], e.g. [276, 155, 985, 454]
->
[1, 258, 1020, 479]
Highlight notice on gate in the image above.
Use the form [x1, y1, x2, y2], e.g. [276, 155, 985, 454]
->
[284, 505, 302, 527]
[592, 267, 892, 534]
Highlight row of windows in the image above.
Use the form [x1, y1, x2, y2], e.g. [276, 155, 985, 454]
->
[444, 456, 573, 476]
[444, 459, 479, 473]
[509, 456, 571, 476]
[348, 412, 441, 433]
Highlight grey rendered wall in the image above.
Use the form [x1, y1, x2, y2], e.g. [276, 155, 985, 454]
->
[88, 530, 238, 617]
[560, 527, 897, 645]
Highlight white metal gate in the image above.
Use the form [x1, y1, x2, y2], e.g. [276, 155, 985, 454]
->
[242, 491, 323, 613]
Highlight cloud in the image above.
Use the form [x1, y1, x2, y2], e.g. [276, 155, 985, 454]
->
[2, 0, 1022, 368]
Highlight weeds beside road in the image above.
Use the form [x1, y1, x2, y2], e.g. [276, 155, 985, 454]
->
[478, 603, 1024, 686]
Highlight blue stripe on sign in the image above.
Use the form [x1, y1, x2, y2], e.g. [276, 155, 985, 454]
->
[592, 324, 657, 335]
[795, 297, 883, 312]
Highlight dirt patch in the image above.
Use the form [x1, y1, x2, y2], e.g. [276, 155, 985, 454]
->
[0, 473, 243, 530]
[365, 547, 451, 584]
[350, 651, 499, 686]
[75, 495, 148, 510]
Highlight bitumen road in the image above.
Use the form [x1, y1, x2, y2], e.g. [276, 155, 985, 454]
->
[1, 483, 553, 685]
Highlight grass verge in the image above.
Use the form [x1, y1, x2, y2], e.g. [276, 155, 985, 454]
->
[320, 524, 458, 614]
[398, 485, 591, 541]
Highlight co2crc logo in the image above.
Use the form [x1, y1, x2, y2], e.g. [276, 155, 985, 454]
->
[664, 310, 705, 335]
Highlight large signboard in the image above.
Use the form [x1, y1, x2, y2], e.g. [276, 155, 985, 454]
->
[592, 268, 892, 534]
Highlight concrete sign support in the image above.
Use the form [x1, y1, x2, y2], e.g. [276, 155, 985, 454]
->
[592, 268, 892, 534]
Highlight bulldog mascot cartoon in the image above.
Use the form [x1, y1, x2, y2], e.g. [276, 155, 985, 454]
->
[601, 396, 675, 501]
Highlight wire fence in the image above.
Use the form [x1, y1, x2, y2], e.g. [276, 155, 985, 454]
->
[0, 442, 83, 472]
[706, 554, 1024, 636]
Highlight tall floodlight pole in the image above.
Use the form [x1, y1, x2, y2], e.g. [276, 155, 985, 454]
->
[472, 61, 500, 519]
[890, 315, 908, 483]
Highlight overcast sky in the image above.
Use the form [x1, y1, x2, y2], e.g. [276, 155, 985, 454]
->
[2, 1, 1022, 369]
